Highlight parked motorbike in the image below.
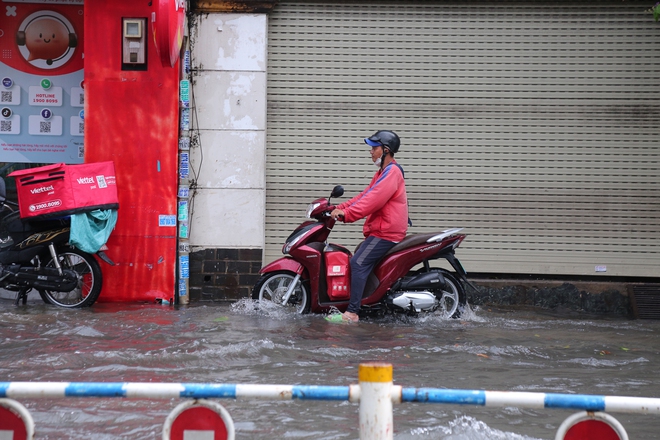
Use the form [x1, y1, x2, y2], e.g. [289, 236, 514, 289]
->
[253, 185, 474, 319]
[0, 177, 112, 308]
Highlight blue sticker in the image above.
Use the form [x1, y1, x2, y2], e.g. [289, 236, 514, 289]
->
[178, 200, 188, 221]
[180, 108, 190, 130]
[179, 153, 189, 178]
[180, 80, 190, 108]
[158, 215, 177, 227]
[179, 255, 189, 278]
[179, 222, 189, 239]
[184, 51, 191, 74]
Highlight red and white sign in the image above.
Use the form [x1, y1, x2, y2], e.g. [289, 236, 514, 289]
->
[0, 399, 35, 440]
[557, 411, 627, 440]
[153, 0, 186, 68]
[163, 400, 235, 440]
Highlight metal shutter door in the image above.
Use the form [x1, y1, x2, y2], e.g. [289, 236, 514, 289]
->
[266, 1, 660, 277]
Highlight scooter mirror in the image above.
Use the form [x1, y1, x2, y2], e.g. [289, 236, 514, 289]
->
[330, 185, 344, 199]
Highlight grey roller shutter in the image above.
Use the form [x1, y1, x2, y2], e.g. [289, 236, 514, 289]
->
[266, 1, 660, 277]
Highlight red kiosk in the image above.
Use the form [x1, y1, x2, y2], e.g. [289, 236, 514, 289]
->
[84, 0, 186, 303]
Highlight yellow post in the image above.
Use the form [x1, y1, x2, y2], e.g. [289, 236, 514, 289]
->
[358, 362, 394, 439]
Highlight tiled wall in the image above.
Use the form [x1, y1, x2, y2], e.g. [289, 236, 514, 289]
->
[189, 248, 262, 302]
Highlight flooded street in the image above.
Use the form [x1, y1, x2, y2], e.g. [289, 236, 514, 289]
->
[2, 298, 660, 439]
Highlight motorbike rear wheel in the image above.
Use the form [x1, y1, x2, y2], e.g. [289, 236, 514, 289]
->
[252, 271, 310, 314]
[432, 269, 466, 319]
[38, 248, 103, 308]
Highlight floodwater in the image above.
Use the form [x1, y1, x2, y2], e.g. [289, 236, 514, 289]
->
[1, 296, 660, 439]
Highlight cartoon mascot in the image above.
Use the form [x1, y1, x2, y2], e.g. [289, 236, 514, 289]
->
[16, 14, 78, 66]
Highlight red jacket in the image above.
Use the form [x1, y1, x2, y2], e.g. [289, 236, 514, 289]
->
[337, 161, 408, 242]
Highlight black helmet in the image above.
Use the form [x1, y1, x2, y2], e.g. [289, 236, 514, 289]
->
[364, 130, 400, 154]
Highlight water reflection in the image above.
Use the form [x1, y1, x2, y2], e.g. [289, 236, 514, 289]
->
[1, 298, 659, 439]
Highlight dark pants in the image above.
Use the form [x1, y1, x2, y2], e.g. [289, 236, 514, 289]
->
[347, 236, 396, 314]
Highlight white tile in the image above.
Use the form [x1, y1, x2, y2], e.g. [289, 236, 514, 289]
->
[194, 14, 266, 72]
[189, 188, 264, 248]
[191, 130, 265, 189]
[194, 71, 266, 130]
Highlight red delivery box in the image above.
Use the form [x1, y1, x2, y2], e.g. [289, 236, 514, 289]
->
[9, 161, 119, 220]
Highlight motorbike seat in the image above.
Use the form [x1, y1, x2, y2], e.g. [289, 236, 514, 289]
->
[384, 233, 440, 257]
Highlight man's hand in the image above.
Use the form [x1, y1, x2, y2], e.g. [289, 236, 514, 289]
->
[331, 209, 345, 221]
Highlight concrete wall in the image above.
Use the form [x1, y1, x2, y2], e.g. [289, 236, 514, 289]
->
[188, 13, 267, 301]
[189, 14, 266, 250]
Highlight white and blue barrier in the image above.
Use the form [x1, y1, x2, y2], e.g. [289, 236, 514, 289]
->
[1, 362, 658, 440]
[2, 382, 660, 413]
[400, 388, 660, 413]
[0, 382, 351, 400]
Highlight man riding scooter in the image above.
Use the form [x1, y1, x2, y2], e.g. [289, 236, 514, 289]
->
[327, 130, 409, 323]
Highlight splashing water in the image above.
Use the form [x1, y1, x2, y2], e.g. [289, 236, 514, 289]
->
[403, 415, 542, 439]
[232, 297, 484, 325]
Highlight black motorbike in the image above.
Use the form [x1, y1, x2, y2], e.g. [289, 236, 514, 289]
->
[0, 177, 112, 308]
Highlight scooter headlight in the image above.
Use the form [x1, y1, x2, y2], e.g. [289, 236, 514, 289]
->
[283, 231, 307, 254]
[306, 202, 321, 219]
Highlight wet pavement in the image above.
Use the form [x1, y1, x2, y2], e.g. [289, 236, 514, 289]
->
[1, 297, 660, 439]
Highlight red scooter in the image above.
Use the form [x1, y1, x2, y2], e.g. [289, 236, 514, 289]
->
[252, 186, 473, 318]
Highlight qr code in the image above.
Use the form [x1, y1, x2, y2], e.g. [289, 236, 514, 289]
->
[0, 120, 11, 132]
[1, 91, 10, 103]
[78, 145, 84, 158]
[79, 94, 84, 106]
[79, 122, 84, 134]
[40, 121, 51, 133]
[96, 175, 107, 188]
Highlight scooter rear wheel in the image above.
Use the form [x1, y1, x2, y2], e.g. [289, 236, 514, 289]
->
[252, 271, 310, 314]
[432, 269, 466, 319]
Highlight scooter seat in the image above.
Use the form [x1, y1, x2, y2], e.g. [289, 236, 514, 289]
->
[384, 233, 440, 256]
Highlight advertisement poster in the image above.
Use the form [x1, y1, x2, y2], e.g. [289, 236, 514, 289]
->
[0, 0, 84, 164]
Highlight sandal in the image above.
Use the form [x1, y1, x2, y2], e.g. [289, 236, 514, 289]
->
[325, 313, 359, 323]
[325, 314, 348, 323]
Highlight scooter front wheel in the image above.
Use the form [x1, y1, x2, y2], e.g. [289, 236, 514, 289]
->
[252, 271, 310, 314]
